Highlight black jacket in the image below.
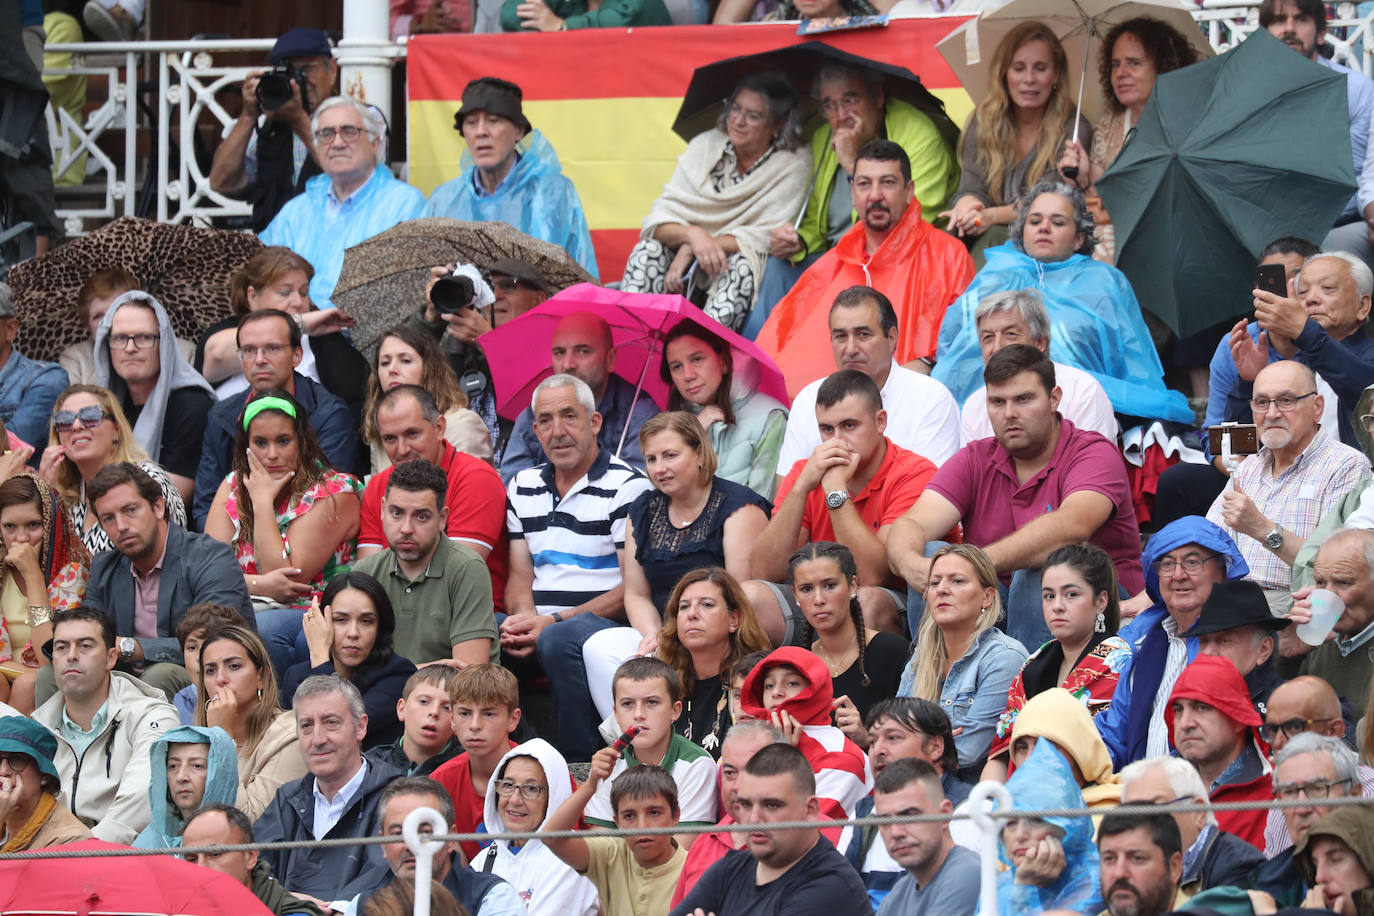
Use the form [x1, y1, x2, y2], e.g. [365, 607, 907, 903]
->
[1192, 826, 1266, 893]
[245, 119, 322, 232]
[364, 735, 463, 778]
[253, 756, 402, 901]
[357, 854, 507, 916]
[280, 653, 417, 750]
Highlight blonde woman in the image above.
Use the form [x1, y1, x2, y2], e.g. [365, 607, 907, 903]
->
[940, 22, 1090, 259]
[38, 384, 186, 554]
[897, 544, 1027, 772]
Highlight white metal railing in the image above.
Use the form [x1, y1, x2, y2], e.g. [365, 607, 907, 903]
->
[35, 4, 1374, 237]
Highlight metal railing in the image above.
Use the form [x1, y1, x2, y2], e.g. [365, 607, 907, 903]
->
[36, 3, 1374, 237]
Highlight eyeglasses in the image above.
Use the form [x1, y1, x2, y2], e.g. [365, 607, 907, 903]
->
[493, 779, 548, 801]
[819, 92, 866, 117]
[1152, 554, 1218, 577]
[0, 752, 33, 771]
[1250, 392, 1318, 413]
[491, 276, 527, 293]
[1361, 413, 1374, 431]
[53, 406, 112, 432]
[726, 102, 767, 126]
[238, 343, 290, 360]
[1274, 777, 1353, 801]
[313, 125, 371, 145]
[109, 332, 159, 351]
[1259, 717, 1341, 744]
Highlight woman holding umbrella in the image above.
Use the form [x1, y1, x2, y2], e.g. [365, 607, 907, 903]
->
[660, 320, 787, 500]
[940, 22, 1090, 260]
[1058, 17, 1200, 263]
[621, 71, 812, 332]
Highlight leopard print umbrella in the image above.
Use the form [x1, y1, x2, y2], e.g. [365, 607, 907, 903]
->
[6, 217, 263, 363]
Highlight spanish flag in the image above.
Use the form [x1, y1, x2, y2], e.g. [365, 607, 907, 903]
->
[407, 18, 972, 279]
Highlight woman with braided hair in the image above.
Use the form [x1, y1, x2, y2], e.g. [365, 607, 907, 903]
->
[788, 541, 909, 748]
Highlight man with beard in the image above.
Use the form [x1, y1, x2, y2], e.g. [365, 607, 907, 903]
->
[1097, 811, 1186, 916]
[871, 759, 978, 916]
[1205, 360, 1366, 613]
[757, 140, 973, 395]
[353, 459, 498, 668]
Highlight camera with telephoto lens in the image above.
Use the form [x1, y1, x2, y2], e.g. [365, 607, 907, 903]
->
[257, 65, 311, 114]
[430, 271, 476, 316]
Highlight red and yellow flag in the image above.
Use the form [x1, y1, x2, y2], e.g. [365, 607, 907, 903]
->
[407, 18, 972, 279]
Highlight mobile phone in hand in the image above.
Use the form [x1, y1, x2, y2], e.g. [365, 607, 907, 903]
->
[1256, 263, 1287, 297]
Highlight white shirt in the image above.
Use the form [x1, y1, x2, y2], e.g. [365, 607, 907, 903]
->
[776, 361, 961, 475]
[960, 362, 1118, 445]
[1146, 616, 1189, 759]
[312, 757, 369, 841]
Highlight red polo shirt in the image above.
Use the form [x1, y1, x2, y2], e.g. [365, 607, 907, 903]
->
[776, 439, 937, 542]
[359, 442, 508, 611]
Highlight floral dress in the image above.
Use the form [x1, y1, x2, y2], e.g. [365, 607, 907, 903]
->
[989, 632, 1132, 759]
[223, 468, 363, 610]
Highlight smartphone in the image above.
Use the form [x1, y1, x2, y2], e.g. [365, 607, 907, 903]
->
[1209, 423, 1259, 457]
[1256, 263, 1287, 297]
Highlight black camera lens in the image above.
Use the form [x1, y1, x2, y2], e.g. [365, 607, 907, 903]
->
[257, 71, 295, 112]
[431, 274, 476, 315]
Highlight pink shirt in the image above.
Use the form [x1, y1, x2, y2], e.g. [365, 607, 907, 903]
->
[926, 418, 1145, 593]
[130, 535, 169, 640]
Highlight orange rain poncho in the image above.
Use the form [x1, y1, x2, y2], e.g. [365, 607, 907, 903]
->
[755, 199, 975, 399]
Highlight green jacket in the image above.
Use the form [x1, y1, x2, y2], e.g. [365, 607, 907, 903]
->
[500, 0, 671, 30]
[251, 860, 325, 916]
[794, 97, 959, 262]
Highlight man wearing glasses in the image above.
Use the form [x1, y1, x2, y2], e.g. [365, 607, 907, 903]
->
[1253, 733, 1363, 906]
[1205, 360, 1367, 614]
[260, 97, 425, 311]
[1261, 677, 1374, 856]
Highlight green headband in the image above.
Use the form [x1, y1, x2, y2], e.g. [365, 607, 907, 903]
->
[242, 396, 298, 431]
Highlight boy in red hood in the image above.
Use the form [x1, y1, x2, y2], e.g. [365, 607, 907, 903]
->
[740, 647, 872, 832]
[1166, 654, 1274, 850]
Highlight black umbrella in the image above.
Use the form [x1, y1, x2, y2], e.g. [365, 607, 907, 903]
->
[670, 41, 960, 152]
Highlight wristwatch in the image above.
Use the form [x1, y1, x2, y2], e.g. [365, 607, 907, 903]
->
[825, 489, 852, 510]
[550, 611, 564, 624]
[118, 637, 137, 662]
[1262, 523, 1285, 551]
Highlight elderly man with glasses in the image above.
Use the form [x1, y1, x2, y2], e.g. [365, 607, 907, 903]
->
[260, 96, 425, 311]
[1204, 360, 1367, 615]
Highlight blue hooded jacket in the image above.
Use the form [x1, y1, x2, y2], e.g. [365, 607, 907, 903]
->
[998, 741, 1103, 916]
[423, 131, 599, 280]
[1094, 516, 1250, 768]
[932, 242, 1192, 425]
[132, 724, 239, 849]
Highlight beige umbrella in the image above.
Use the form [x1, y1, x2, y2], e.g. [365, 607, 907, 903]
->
[937, 0, 1213, 131]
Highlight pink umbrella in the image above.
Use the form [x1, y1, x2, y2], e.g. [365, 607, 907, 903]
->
[479, 284, 790, 455]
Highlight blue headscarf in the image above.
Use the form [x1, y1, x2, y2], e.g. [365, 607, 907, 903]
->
[132, 724, 239, 849]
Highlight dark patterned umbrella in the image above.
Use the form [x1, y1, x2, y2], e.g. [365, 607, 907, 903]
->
[332, 217, 596, 355]
[6, 217, 261, 363]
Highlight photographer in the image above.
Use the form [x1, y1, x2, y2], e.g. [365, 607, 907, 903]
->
[409, 258, 552, 458]
[209, 28, 339, 232]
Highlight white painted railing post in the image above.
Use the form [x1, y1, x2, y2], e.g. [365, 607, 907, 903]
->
[401, 805, 448, 916]
[339, 0, 397, 125]
[967, 780, 1013, 916]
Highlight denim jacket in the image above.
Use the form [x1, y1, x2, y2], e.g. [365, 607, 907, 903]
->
[899, 627, 1027, 768]
[0, 349, 68, 449]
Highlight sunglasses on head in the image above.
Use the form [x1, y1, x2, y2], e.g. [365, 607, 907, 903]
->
[53, 405, 111, 432]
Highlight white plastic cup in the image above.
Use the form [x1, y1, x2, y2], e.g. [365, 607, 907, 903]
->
[1296, 588, 1345, 646]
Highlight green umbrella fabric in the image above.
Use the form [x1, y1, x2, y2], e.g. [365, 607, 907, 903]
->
[1096, 29, 1354, 338]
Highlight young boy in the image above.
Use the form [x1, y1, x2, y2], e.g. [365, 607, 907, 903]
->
[431, 663, 522, 863]
[173, 603, 248, 725]
[366, 666, 462, 777]
[544, 759, 686, 916]
[583, 657, 717, 830]
[725, 650, 768, 725]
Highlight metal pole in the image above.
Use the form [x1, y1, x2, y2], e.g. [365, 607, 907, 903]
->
[967, 780, 1013, 916]
[402, 806, 448, 916]
[339, 0, 396, 123]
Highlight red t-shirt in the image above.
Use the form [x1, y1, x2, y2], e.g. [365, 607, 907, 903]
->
[776, 438, 937, 543]
[359, 442, 508, 611]
[431, 746, 509, 863]
[925, 418, 1146, 593]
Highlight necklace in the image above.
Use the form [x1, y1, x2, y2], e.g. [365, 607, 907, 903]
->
[815, 634, 858, 678]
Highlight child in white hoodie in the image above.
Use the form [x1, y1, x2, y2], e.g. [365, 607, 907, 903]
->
[468, 738, 600, 916]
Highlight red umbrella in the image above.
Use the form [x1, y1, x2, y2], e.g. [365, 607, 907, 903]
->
[479, 284, 791, 447]
[0, 839, 275, 915]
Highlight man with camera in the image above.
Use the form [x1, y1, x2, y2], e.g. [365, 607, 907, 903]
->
[209, 28, 339, 232]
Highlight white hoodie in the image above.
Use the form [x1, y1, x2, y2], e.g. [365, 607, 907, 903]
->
[469, 739, 600, 916]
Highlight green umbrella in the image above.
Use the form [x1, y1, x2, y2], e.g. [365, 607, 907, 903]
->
[1096, 28, 1354, 338]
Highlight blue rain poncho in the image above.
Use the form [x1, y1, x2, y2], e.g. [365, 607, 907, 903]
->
[261, 163, 427, 310]
[132, 724, 240, 849]
[933, 242, 1193, 425]
[998, 741, 1104, 916]
[423, 130, 599, 280]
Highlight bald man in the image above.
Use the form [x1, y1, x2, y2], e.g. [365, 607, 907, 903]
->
[1206, 361, 1368, 613]
[1261, 677, 1374, 855]
[1285, 529, 1374, 719]
[499, 310, 660, 481]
